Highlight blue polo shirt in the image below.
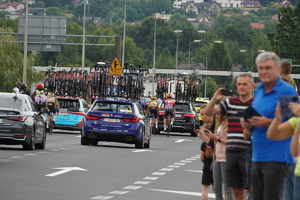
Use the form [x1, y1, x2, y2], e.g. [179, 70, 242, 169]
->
[252, 77, 297, 163]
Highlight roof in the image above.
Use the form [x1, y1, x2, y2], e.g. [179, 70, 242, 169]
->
[241, 0, 262, 8]
[196, 12, 215, 21]
[232, 63, 244, 71]
[177, 63, 205, 70]
[182, 1, 221, 9]
[278, 0, 292, 6]
[250, 22, 265, 29]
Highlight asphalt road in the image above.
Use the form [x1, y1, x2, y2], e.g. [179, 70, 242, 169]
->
[0, 130, 215, 200]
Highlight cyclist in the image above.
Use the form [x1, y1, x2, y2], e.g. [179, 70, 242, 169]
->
[45, 92, 58, 129]
[34, 83, 47, 112]
[12, 81, 23, 94]
[141, 94, 151, 110]
[147, 96, 159, 129]
[162, 93, 176, 132]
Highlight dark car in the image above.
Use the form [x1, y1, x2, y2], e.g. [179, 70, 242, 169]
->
[0, 93, 47, 150]
[54, 97, 89, 132]
[81, 98, 151, 149]
[158, 101, 199, 136]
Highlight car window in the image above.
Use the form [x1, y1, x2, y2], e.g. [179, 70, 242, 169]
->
[24, 98, 32, 111]
[58, 99, 80, 109]
[136, 103, 145, 115]
[0, 96, 22, 111]
[175, 103, 191, 112]
[93, 101, 133, 113]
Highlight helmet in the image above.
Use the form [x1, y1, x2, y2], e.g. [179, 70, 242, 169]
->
[166, 93, 172, 98]
[151, 96, 156, 100]
[49, 92, 55, 97]
[21, 83, 27, 89]
[16, 81, 22, 87]
[36, 83, 44, 89]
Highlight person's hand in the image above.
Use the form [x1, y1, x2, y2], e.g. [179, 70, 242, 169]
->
[208, 133, 218, 140]
[275, 102, 282, 120]
[247, 116, 271, 127]
[212, 88, 225, 102]
[289, 102, 300, 117]
[240, 117, 252, 131]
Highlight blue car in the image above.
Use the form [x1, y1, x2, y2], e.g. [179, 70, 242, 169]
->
[81, 98, 151, 149]
[54, 97, 89, 132]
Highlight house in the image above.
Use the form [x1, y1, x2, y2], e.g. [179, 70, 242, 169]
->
[195, 12, 215, 27]
[241, 0, 262, 11]
[250, 22, 265, 29]
[177, 63, 205, 70]
[272, 14, 279, 22]
[232, 63, 244, 71]
[241, 10, 250, 15]
[278, 0, 293, 7]
[154, 12, 172, 21]
[172, 0, 204, 9]
[217, 0, 243, 8]
[5, 11, 19, 19]
[181, 1, 222, 14]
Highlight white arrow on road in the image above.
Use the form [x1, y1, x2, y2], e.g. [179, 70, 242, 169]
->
[131, 149, 154, 153]
[173, 139, 192, 143]
[45, 167, 87, 177]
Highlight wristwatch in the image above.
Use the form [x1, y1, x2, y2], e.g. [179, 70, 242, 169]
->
[217, 137, 221, 142]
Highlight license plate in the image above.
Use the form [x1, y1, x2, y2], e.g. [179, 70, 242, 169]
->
[59, 113, 69, 116]
[175, 114, 181, 117]
[0, 119, 3, 123]
[103, 118, 120, 123]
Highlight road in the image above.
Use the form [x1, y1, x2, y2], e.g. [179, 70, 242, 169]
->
[0, 130, 215, 200]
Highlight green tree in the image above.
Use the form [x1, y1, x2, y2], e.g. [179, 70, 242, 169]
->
[198, 77, 219, 99]
[44, 7, 63, 16]
[156, 48, 174, 69]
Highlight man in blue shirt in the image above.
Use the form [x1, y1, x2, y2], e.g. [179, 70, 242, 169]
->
[241, 52, 297, 200]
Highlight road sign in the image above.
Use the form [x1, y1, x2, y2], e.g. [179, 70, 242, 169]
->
[280, 58, 292, 62]
[110, 57, 122, 70]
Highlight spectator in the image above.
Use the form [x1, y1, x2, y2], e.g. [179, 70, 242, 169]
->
[280, 60, 298, 93]
[203, 73, 254, 200]
[241, 51, 297, 200]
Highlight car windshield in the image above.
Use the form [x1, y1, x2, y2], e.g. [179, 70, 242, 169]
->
[93, 102, 133, 113]
[58, 99, 80, 109]
[193, 102, 207, 107]
[0, 96, 22, 111]
[175, 103, 191, 112]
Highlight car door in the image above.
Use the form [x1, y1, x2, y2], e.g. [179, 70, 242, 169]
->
[27, 97, 44, 140]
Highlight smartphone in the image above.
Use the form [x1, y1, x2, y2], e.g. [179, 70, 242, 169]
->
[221, 89, 233, 96]
[239, 106, 261, 121]
[280, 96, 299, 119]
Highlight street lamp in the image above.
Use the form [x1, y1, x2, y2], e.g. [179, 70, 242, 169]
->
[151, 0, 157, 96]
[121, 0, 127, 68]
[174, 30, 182, 74]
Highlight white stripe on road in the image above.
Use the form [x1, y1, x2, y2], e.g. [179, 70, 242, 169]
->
[143, 176, 159, 180]
[24, 153, 37, 156]
[90, 196, 114, 200]
[152, 172, 166, 176]
[149, 189, 216, 198]
[134, 181, 151, 185]
[185, 169, 203, 173]
[160, 168, 174, 171]
[10, 156, 23, 159]
[180, 160, 192, 163]
[174, 162, 186, 165]
[108, 191, 129, 195]
[123, 185, 142, 190]
[186, 158, 197, 161]
[168, 165, 181, 168]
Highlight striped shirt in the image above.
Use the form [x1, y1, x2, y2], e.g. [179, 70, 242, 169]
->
[218, 97, 253, 151]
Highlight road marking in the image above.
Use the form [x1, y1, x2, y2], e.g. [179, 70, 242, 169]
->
[109, 191, 129, 195]
[123, 185, 142, 190]
[143, 176, 159, 180]
[173, 139, 192, 143]
[90, 196, 114, 200]
[45, 167, 87, 177]
[168, 165, 181, 168]
[180, 160, 192, 163]
[149, 189, 216, 198]
[131, 149, 154, 153]
[174, 162, 186, 165]
[36, 151, 49, 154]
[160, 168, 174, 171]
[186, 158, 196, 161]
[185, 169, 203, 173]
[60, 148, 69, 150]
[10, 156, 23, 159]
[134, 181, 151, 185]
[50, 149, 59, 152]
[0, 159, 10, 162]
[24, 153, 37, 156]
[152, 172, 166, 176]
[191, 156, 199, 159]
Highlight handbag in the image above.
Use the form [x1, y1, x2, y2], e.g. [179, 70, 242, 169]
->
[295, 155, 300, 176]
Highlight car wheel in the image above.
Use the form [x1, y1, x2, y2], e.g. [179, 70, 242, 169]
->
[23, 133, 34, 150]
[135, 128, 144, 149]
[90, 140, 98, 146]
[35, 128, 46, 149]
[81, 135, 89, 145]
[190, 123, 197, 137]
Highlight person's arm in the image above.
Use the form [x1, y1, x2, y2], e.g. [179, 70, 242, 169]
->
[200, 150, 205, 162]
[243, 129, 252, 141]
[291, 122, 300, 157]
[209, 132, 226, 145]
[203, 88, 224, 116]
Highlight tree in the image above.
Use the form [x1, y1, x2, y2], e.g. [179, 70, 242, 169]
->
[156, 48, 174, 69]
[198, 77, 219, 98]
[44, 7, 63, 16]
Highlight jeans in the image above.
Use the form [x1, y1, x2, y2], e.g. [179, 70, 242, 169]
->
[252, 162, 288, 200]
[283, 163, 300, 200]
[213, 159, 233, 200]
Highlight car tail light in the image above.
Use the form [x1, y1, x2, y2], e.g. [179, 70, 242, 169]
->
[7, 116, 27, 121]
[71, 111, 85, 115]
[123, 117, 139, 122]
[85, 114, 100, 120]
[76, 120, 83, 127]
[184, 114, 195, 118]
[159, 112, 164, 116]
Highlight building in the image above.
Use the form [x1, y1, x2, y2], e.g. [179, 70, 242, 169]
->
[241, 0, 262, 11]
[195, 12, 215, 27]
[181, 1, 222, 14]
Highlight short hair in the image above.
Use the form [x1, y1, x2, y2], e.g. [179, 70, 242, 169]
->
[255, 51, 280, 67]
[237, 73, 254, 84]
[280, 60, 292, 75]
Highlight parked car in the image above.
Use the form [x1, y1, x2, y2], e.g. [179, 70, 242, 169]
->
[193, 97, 209, 122]
[81, 98, 151, 149]
[0, 92, 46, 150]
[158, 101, 199, 136]
[54, 97, 89, 132]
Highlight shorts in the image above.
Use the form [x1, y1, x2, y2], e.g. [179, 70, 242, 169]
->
[149, 109, 158, 118]
[226, 150, 248, 188]
[164, 109, 175, 118]
[47, 108, 57, 115]
[202, 169, 213, 185]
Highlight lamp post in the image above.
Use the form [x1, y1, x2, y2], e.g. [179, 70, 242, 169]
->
[174, 30, 182, 75]
[121, 0, 127, 68]
[151, 0, 157, 96]
[81, 0, 87, 70]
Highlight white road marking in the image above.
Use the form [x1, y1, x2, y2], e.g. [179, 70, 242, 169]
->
[152, 172, 166, 176]
[180, 160, 192, 163]
[185, 169, 203, 173]
[123, 185, 142, 190]
[160, 168, 174, 171]
[90, 196, 114, 200]
[45, 167, 87, 177]
[60, 148, 69, 150]
[143, 176, 159, 180]
[36, 151, 49, 154]
[174, 162, 186, 166]
[173, 139, 192, 143]
[168, 165, 181, 168]
[0, 159, 10, 162]
[109, 191, 129, 195]
[24, 153, 37, 156]
[186, 158, 196, 161]
[149, 189, 216, 198]
[50, 149, 59, 152]
[10, 156, 23, 159]
[131, 149, 154, 153]
[134, 181, 151, 185]
[191, 156, 199, 159]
